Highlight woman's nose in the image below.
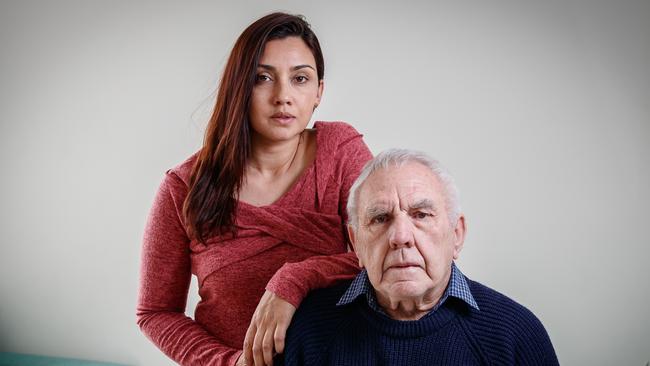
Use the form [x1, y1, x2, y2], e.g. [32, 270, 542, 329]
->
[273, 80, 292, 105]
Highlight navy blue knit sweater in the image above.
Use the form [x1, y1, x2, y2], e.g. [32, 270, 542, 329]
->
[277, 279, 558, 365]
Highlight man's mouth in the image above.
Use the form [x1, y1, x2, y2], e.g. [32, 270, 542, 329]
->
[387, 263, 421, 270]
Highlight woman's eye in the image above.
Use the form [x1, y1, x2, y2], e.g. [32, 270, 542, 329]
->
[294, 75, 308, 83]
[256, 74, 272, 83]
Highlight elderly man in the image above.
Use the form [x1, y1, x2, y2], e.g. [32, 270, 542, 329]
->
[278, 149, 559, 365]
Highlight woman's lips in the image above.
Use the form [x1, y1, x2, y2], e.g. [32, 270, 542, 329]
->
[271, 113, 295, 124]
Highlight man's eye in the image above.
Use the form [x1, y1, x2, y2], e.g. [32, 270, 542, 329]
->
[370, 215, 388, 225]
[413, 211, 431, 219]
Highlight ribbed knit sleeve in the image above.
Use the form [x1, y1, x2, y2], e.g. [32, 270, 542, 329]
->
[136, 172, 242, 366]
[265, 122, 373, 307]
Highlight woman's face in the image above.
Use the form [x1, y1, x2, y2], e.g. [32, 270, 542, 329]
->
[249, 36, 323, 144]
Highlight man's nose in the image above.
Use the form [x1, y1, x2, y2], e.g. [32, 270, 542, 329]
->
[273, 79, 292, 105]
[388, 213, 414, 249]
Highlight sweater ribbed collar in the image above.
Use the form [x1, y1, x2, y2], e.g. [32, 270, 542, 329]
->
[353, 295, 469, 338]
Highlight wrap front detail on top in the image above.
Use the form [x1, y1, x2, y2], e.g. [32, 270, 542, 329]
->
[192, 204, 346, 288]
[137, 121, 373, 366]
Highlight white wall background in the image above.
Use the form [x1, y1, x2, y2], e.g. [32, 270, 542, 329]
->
[1, 0, 648, 365]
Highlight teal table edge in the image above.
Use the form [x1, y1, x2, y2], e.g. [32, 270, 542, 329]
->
[0, 352, 128, 366]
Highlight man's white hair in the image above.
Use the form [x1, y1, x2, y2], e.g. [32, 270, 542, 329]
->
[346, 148, 461, 230]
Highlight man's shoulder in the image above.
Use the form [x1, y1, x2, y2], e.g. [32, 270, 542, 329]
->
[467, 279, 543, 328]
[293, 280, 353, 326]
[281, 281, 354, 365]
[464, 279, 559, 364]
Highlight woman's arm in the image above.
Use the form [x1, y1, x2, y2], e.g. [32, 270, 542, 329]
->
[137, 173, 242, 366]
[264, 251, 360, 307]
[244, 128, 373, 365]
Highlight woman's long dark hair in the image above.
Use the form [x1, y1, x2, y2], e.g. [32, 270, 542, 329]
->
[184, 13, 325, 243]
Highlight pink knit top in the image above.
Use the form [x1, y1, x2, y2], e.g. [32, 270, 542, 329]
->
[137, 122, 373, 366]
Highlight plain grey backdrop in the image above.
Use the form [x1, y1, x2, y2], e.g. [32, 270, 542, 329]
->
[1, 0, 648, 365]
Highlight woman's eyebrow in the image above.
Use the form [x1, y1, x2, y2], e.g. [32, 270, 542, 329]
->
[258, 64, 315, 71]
[291, 64, 315, 71]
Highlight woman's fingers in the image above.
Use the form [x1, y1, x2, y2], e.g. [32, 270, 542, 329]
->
[235, 353, 247, 366]
[252, 320, 266, 366]
[261, 325, 275, 365]
[273, 320, 288, 354]
[243, 322, 256, 365]
[244, 290, 297, 365]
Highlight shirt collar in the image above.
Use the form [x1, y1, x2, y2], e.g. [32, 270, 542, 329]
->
[337, 262, 479, 315]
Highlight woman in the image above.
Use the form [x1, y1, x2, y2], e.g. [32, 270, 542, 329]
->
[137, 12, 373, 366]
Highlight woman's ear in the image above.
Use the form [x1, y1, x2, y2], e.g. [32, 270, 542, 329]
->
[316, 79, 324, 105]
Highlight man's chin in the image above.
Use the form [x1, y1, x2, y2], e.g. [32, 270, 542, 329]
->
[384, 280, 429, 299]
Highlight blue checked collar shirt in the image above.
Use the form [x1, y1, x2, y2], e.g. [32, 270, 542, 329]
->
[337, 262, 479, 316]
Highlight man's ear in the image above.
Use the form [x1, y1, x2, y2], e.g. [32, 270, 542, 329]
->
[452, 215, 466, 260]
[347, 224, 364, 268]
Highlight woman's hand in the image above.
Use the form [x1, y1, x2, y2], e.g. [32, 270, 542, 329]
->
[235, 353, 247, 366]
[243, 290, 296, 366]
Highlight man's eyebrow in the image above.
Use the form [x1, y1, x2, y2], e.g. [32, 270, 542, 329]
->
[409, 199, 436, 211]
[257, 64, 315, 72]
[364, 204, 389, 218]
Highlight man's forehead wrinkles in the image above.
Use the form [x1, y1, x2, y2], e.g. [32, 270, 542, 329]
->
[366, 198, 390, 207]
[360, 174, 439, 215]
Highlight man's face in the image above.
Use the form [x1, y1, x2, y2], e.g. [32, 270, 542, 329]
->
[349, 162, 466, 304]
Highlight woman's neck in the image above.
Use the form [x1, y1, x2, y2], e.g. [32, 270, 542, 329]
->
[248, 131, 304, 178]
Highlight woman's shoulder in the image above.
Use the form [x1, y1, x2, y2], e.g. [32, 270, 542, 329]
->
[313, 120, 371, 156]
[313, 121, 368, 158]
[311, 121, 372, 184]
[165, 151, 200, 187]
[313, 121, 364, 142]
